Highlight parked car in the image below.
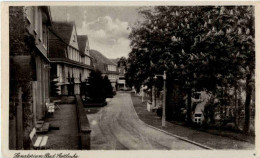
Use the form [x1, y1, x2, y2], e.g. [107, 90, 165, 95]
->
[191, 91, 210, 124]
[193, 112, 204, 124]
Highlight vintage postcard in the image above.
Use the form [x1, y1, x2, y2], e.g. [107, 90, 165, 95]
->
[1, 1, 259, 158]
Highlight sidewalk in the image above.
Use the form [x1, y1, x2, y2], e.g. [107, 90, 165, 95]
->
[43, 103, 79, 149]
[130, 92, 255, 149]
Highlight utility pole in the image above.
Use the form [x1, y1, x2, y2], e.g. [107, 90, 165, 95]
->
[162, 71, 167, 127]
[154, 71, 167, 127]
[152, 85, 156, 107]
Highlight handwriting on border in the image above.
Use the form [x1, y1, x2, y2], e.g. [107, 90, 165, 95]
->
[13, 153, 79, 158]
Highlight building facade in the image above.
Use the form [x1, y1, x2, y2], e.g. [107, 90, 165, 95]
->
[90, 50, 119, 91]
[48, 21, 93, 96]
[9, 6, 52, 149]
[117, 64, 127, 90]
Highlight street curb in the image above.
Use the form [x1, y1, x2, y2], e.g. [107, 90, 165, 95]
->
[128, 93, 214, 150]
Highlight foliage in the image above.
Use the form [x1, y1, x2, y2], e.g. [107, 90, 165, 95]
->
[127, 6, 255, 131]
[87, 70, 114, 100]
[103, 75, 114, 97]
[88, 70, 105, 99]
[117, 56, 127, 67]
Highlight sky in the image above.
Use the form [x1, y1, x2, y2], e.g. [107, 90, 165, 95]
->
[51, 6, 142, 59]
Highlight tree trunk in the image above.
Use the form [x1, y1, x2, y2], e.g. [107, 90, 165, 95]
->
[243, 73, 252, 134]
[187, 88, 192, 124]
[234, 84, 239, 130]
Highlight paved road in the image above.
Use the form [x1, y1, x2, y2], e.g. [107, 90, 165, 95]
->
[87, 92, 205, 150]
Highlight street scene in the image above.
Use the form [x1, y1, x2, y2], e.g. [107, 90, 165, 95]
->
[9, 5, 255, 150]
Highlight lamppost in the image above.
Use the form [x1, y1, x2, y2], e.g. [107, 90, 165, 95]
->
[141, 85, 144, 103]
[154, 71, 167, 127]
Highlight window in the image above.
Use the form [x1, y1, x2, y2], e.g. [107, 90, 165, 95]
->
[42, 24, 47, 48]
[195, 114, 202, 117]
[70, 48, 72, 59]
[70, 49, 73, 60]
[193, 93, 201, 99]
[74, 50, 76, 61]
[68, 47, 71, 59]
[65, 49, 68, 58]
[72, 49, 74, 60]
[107, 65, 116, 71]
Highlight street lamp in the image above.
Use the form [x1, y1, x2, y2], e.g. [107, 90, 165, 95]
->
[154, 71, 167, 127]
[141, 85, 144, 103]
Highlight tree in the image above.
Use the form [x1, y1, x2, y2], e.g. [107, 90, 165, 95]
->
[117, 56, 127, 67]
[127, 6, 254, 130]
[196, 6, 255, 132]
[87, 70, 115, 101]
[103, 75, 114, 97]
[88, 70, 105, 100]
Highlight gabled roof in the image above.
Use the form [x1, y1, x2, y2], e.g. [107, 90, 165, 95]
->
[90, 49, 118, 74]
[77, 35, 88, 56]
[48, 32, 67, 59]
[50, 21, 75, 45]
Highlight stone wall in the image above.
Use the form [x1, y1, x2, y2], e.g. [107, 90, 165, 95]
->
[75, 95, 91, 150]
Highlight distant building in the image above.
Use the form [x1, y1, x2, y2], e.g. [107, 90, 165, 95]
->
[77, 35, 93, 94]
[9, 6, 52, 149]
[117, 62, 127, 90]
[48, 21, 93, 95]
[111, 58, 129, 90]
[90, 50, 119, 91]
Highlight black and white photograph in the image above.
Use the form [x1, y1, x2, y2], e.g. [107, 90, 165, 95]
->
[4, 2, 257, 156]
